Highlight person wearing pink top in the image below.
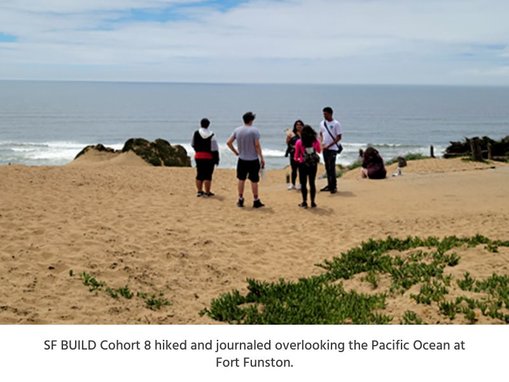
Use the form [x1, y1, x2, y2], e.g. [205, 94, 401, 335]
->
[293, 124, 321, 208]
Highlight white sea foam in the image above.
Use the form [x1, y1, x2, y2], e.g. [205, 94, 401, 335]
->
[0, 139, 446, 167]
[0, 141, 124, 165]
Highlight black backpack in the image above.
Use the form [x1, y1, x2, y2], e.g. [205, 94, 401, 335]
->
[303, 146, 320, 167]
[285, 135, 299, 157]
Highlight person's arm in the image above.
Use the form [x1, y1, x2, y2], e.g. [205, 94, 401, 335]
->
[324, 132, 342, 149]
[314, 139, 322, 154]
[226, 135, 238, 156]
[211, 138, 219, 165]
[285, 133, 292, 157]
[333, 122, 343, 145]
[255, 139, 265, 169]
[286, 132, 294, 144]
[293, 140, 301, 162]
[362, 159, 368, 169]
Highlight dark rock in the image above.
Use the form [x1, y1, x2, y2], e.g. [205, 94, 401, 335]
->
[122, 138, 191, 167]
[444, 136, 509, 161]
[74, 138, 191, 167]
[74, 144, 119, 160]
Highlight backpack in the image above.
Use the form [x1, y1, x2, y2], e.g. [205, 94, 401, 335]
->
[285, 135, 299, 157]
[303, 146, 320, 167]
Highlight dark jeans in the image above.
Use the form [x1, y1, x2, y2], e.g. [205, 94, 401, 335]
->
[299, 163, 317, 204]
[323, 149, 338, 190]
[290, 157, 299, 185]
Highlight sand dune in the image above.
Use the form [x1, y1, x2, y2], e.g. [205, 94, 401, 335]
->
[0, 157, 508, 324]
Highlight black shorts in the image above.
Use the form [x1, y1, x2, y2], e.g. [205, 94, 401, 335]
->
[236, 159, 260, 182]
[195, 159, 215, 181]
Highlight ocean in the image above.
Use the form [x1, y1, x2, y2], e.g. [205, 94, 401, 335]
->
[1, 81, 508, 168]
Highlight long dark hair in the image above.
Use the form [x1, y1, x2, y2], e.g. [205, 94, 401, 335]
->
[364, 146, 380, 160]
[301, 124, 317, 148]
[293, 119, 304, 135]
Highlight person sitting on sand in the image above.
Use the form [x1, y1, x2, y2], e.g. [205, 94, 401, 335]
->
[285, 120, 304, 190]
[294, 124, 321, 208]
[192, 118, 219, 197]
[361, 147, 386, 179]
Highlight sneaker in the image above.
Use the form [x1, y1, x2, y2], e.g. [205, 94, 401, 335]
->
[197, 191, 205, 197]
[237, 198, 244, 208]
[253, 199, 265, 208]
[320, 186, 330, 192]
[287, 183, 295, 190]
[298, 202, 308, 208]
[296, 184, 301, 190]
[205, 192, 215, 197]
[311, 202, 317, 208]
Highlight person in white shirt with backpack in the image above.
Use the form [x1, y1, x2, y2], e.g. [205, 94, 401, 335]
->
[319, 106, 343, 194]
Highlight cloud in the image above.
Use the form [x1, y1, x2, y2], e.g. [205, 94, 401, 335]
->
[457, 66, 509, 77]
[1, 0, 508, 84]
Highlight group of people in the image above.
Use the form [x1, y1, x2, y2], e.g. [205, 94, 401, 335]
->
[192, 111, 265, 208]
[191, 106, 386, 209]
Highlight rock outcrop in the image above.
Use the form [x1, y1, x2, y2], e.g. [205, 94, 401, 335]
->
[122, 138, 191, 167]
[74, 144, 119, 159]
[74, 139, 191, 167]
[444, 136, 509, 161]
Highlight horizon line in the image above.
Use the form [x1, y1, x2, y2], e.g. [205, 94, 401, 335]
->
[1, 78, 509, 88]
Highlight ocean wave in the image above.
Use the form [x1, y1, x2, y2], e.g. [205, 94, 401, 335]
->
[0, 139, 446, 168]
[0, 140, 123, 165]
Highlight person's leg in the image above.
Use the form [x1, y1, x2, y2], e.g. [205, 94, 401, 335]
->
[204, 180, 211, 193]
[238, 180, 245, 198]
[298, 164, 308, 205]
[291, 159, 298, 186]
[251, 181, 258, 199]
[248, 160, 264, 208]
[309, 164, 317, 206]
[236, 159, 247, 206]
[196, 160, 205, 196]
[204, 161, 214, 195]
[326, 150, 337, 191]
[321, 150, 332, 191]
[247, 160, 261, 198]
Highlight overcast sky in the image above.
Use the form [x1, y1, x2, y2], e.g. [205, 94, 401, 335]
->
[0, 0, 508, 85]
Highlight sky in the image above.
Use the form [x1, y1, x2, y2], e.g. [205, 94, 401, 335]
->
[0, 0, 508, 85]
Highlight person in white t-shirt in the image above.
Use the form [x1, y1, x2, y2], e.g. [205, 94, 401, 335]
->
[319, 106, 343, 194]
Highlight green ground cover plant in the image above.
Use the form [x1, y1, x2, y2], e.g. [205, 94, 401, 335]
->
[401, 310, 423, 325]
[78, 272, 170, 310]
[202, 235, 509, 324]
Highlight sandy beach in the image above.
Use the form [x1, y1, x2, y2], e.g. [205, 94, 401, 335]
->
[1, 153, 508, 324]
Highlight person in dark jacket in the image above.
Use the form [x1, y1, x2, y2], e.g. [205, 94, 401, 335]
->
[191, 118, 219, 196]
[361, 147, 386, 179]
[285, 119, 304, 190]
